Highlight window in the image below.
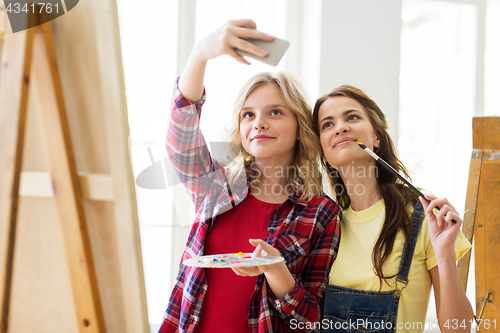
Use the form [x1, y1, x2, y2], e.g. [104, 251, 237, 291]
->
[116, 0, 179, 328]
[484, 0, 500, 115]
[400, 0, 477, 330]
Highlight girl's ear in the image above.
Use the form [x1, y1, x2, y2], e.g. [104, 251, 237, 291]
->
[374, 134, 381, 148]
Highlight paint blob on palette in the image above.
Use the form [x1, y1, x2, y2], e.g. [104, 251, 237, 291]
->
[183, 252, 284, 268]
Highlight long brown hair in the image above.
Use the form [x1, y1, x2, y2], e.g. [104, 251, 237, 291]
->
[312, 85, 419, 287]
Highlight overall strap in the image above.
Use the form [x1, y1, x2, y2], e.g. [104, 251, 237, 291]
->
[395, 201, 425, 289]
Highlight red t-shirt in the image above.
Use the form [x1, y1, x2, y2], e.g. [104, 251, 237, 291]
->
[195, 193, 280, 333]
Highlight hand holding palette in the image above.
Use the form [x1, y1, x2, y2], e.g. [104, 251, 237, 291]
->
[183, 252, 284, 268]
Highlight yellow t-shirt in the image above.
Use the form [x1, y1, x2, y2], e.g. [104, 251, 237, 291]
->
[329, 199, 471, 333]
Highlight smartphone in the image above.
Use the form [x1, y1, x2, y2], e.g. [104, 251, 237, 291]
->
[235, 36, 290, 66]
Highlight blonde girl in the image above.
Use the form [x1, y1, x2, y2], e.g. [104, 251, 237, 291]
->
[159, 20, 341, 333]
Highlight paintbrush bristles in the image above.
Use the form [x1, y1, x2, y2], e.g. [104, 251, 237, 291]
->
[357, 143, 379, 161]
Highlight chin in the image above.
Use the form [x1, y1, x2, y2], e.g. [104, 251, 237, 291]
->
[252, 153, 275, 160]
[325, 154, 356, 169]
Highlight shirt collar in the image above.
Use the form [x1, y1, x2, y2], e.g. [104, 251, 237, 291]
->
[285, 190, 309, 207]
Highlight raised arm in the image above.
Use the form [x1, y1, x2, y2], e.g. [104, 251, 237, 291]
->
[178, 19, 273, 101]
[166, 20, 274, 210]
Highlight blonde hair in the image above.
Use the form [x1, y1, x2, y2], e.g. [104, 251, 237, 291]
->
[223, 72, 323, 200]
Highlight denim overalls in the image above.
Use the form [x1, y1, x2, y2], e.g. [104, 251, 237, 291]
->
[322, 202, 424, 333]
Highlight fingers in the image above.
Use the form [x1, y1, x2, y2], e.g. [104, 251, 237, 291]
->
[232, 267, 249, 276]
[251, 244, 264, 259]
[419, 196, 430, 210]
[419, 196, 436, 221]
[233, 25, 274, 40]
[227, 48, 251, 65]
[231, 239, 283, 277]
[227, 27, 271, 61]
[424, 195, 456, 213]
[232, 266, 261, 277]
[197, 19, 275, 64]
[249, 239, 278, 257]
[228, 19, 274, 41]
[221, 21, 273, 62]
[250, 242, 268, 259]
[435, 204, 453, 228]
[232, 37, 268, 57]
[444, 211, 461, 226]
[420, 196, 461, 228]
[232, 267, 252, 276]
[229, 19, 257, 30]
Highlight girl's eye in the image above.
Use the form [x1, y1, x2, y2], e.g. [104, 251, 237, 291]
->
[322, 122, 333, 130]
[347, 114, 360, 121]
[270, 109, 282, 116]
[242, 112, 254, 118]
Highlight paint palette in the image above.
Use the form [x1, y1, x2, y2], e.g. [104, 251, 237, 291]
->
[183, 252, 284, 268]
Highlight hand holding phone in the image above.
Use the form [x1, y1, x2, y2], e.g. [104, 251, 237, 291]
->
[235, 35, 290, 66]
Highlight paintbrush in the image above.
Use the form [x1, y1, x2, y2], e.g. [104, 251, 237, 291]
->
[357, 142, 456, 224]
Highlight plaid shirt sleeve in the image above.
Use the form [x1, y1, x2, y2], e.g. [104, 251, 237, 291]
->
[165, 78, 226, 212]
[269, 197, 341, 332]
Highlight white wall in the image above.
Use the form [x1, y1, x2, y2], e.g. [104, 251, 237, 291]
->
[319, 0, 403, 140]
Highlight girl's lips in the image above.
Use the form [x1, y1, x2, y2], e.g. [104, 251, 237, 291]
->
[252, 135, 274, 141]
[333, 138, 356, 148]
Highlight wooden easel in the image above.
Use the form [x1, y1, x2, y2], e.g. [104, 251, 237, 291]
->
[457, 116, 499, 323]
[0, 11, 105, 333]
[0, 1, 148, 331]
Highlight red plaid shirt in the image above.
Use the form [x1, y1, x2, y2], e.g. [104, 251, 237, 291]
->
[159, 80, 341, 333]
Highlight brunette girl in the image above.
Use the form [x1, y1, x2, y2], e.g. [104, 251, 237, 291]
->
[313, 85, 473, 333]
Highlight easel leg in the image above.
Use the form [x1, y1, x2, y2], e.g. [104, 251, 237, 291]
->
[0, 25, 35, 333]
[458, 150, 483, 291]
[30, 23, 106, 332]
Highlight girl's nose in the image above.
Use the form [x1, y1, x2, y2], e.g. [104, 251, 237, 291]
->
[254, 116, 269, 130]
[335, 123, 349, 135]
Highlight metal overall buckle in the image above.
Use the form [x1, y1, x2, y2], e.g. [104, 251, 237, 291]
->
[394, 277, 409, 298]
